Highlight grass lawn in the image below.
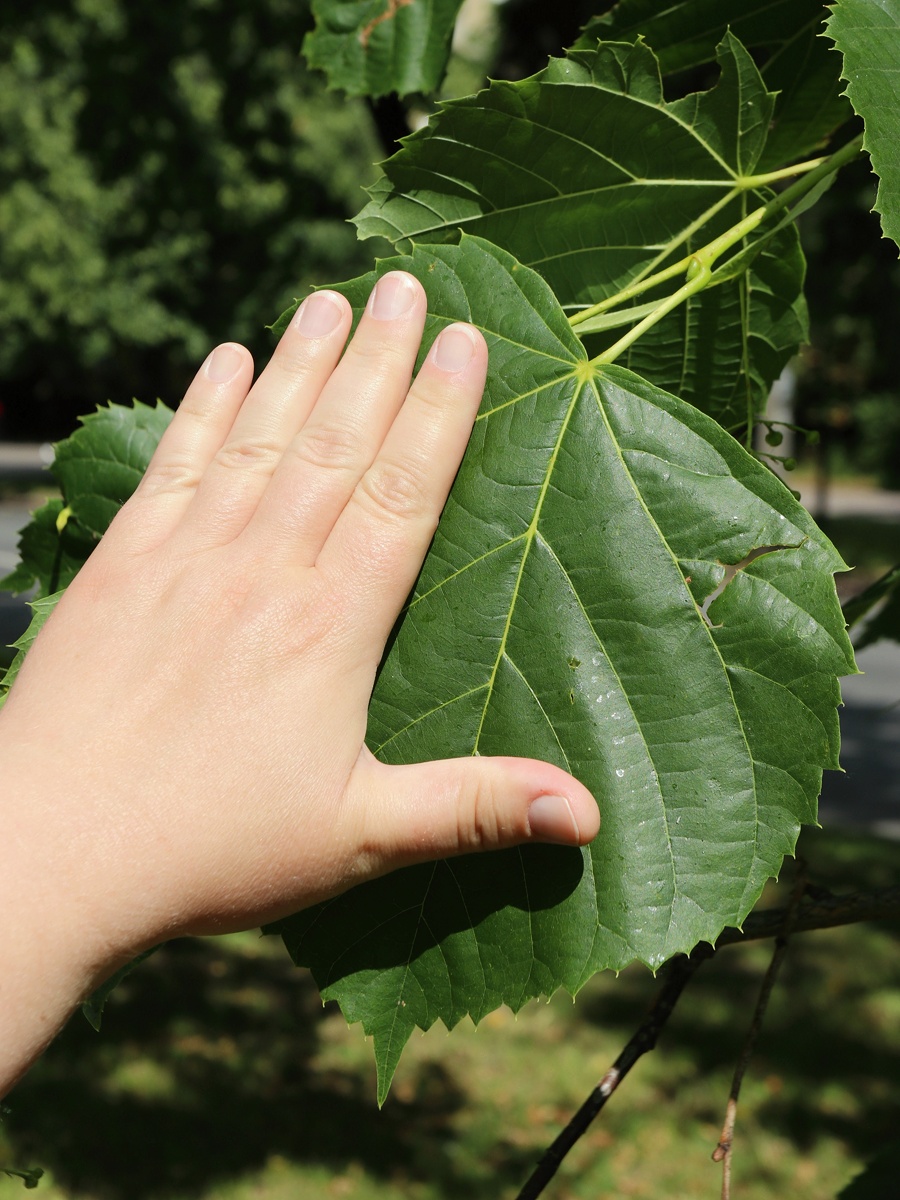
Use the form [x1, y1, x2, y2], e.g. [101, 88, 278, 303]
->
[2, 827, 897, 1200]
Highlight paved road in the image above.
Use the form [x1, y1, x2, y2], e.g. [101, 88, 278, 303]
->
[794, 479, 900, 520]
[819, 641, 900, 839]
[2, 452, 899, 837]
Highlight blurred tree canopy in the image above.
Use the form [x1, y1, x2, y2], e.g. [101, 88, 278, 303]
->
[0, 0, 383, 438]
[796, 153, 900, 488]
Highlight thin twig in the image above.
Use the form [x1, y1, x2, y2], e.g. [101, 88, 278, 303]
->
[514, 945, 715, 1200]
[513, 883, 900, 1200]
[712, 864, 808, 1198]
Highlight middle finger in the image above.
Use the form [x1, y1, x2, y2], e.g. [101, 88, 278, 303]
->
[246, 270, 427, 565]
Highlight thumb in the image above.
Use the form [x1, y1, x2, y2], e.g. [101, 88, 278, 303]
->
[348, 753, 600, 876]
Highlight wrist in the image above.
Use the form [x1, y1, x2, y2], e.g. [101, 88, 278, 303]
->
[0, 722, 151, 1093]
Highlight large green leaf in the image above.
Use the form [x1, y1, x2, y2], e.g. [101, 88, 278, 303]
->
[577, 0, 850, 169]
[271, 236, 855, 1101]
[355, 34, 807, 425]
[825, 0, 900, 251]
[303, 0, 464, 97]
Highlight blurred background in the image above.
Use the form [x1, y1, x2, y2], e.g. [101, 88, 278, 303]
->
[0, 0, 384, 438]
[1, 2, 898, 1197]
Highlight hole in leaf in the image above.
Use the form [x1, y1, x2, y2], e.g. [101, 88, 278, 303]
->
[699, 544, 797, 627]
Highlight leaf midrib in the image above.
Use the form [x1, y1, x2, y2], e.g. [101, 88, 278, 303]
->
[471, 367, 583, 755]
[382, 176, 740, 241]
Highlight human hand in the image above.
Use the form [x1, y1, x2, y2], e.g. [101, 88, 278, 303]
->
[1, 272, 599, 982]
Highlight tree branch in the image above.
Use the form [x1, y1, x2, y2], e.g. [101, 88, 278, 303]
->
[366, 95, 410, 157]
[514, 883, 900, 1200]
[514, 945, 715, 1200]
[718, 884, 900, 946]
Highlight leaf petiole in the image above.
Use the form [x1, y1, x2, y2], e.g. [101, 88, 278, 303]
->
[688, 135, 864, 277]
[590, 263, 713, 366]
[589, 135, 864, 367]
[568, 152, 836, 334]
[736, 155, 829, 189]
[568, 189, 739, 329]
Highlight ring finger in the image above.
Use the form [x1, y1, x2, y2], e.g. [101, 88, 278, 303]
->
[177, 288, 352, 549]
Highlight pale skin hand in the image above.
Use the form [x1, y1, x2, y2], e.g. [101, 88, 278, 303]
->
[0, 272, 599, 1095]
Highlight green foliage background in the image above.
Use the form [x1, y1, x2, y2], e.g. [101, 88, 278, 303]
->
[0, 0, 383, 437]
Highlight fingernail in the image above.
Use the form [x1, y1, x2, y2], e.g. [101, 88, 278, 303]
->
[206, 344, 244, 383]
[431, 324, 477, 373]
[528, 794, 581, 845]
[292, 291, 344, 338]
[369, 272, 417, 321]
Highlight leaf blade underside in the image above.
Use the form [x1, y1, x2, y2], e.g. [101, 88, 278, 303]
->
[354, 34, 808, 426]
[577, 0, 850, 168]
[272, 236, 855, 1101]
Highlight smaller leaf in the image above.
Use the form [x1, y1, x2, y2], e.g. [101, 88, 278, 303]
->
[51, 401, 173, 539]
[842, 563, 900, 629]
[825, 0, 900, 251]
[0, 592, 63, 708]
[844, 564, 900, 651]
[855, 592, 900, 651]
[304, 0, 464, 98]
[1, 403, 172, 704]
[577, 0, 819, 75]
[837, 1141, 900, 1198]
[0, 499, 97, 598]
[2, 1168, 44, 1190]
[355, 32, 806, 425]
[759, 10, 849, 169]
[579, 0, 851, 167]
